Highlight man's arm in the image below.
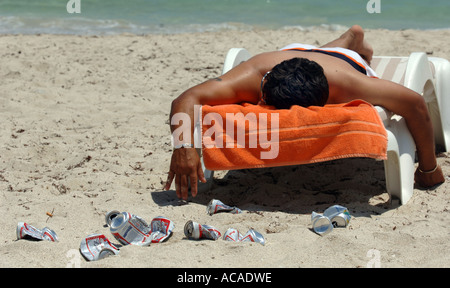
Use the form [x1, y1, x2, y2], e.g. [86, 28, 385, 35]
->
[164, 58, 264, 200]
[339, 73, 444, 187]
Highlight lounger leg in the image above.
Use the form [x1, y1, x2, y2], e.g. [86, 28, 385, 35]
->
[197, 148, 214, 181]
[383, 118, 416, 204]
[197, 48, 252, 185]
[429, 57, 450, 151]
[194, 106, 214, 184]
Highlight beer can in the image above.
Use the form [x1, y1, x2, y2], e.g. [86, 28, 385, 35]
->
[109, 212, 152, 246]
[79, 233, 120, 261]
[241, 229, 265, 246]
[223, 228, 240, 242]
[16, 222, 58, 242]
[223, 228, 265, 245]
[323, 205, 351, 227]
[109, 212, 174, 246]
[207, 199, 242, 216]
[184, 220, 221, 240]
[105, 210, 120, 227]
[311, 212, 333, 235]
[331, 212, 351, 227]
[148, 216, 175, 243]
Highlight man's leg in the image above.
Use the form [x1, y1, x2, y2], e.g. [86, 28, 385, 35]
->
[321, 25, 373, 64]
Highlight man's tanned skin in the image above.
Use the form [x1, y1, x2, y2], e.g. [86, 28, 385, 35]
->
[164, 25, 444, 200]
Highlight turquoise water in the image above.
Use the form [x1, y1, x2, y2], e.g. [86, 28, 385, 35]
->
[0, 0, 449, 34]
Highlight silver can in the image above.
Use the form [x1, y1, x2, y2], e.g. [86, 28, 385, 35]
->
[331, 212, 351, 227]
[223, 228, 240, 242]
[207, 199, 242, 215]
[108, 212, 174, 246]
[311, 212, 333, 235]
[241, 229, 265, 246]
[105, 210, 120, 227]
[79, 233, 120, 261]
[16, 222, 58, 242]
[109, 212, 152, 246]
[323, 205, 351, 227]
[148, 216, 175, 243]
[311, 205, 351, 235]
[223, 228, 265, 245]
[184, 220, 221, 240]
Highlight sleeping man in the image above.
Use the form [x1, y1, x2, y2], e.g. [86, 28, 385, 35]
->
[164, 25, 445, 200]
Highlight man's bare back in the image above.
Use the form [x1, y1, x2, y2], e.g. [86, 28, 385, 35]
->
[165, 25, 444, 200]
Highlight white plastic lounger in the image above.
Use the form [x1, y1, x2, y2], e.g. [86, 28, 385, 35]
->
[194, 48, 450, 205]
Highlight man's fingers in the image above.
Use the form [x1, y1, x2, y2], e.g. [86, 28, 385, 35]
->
[164, 171, 175, 190]
[190, 174, 198, 198]
[166, 149, 205, 199]
[169, 170, 196, 200]
[175, 174, 181, 199]
[180, 174, 189, 200]
[197, 164, 207, 183]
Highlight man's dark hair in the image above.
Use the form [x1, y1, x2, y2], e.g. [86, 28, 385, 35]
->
[262, 57, 329, 109]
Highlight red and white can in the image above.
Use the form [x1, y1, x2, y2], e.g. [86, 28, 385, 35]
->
[184, 220, 221, 240]
[108, 211, 173, 246]
[79, 233, 120, 261]
[16, 222, 58, 242]
[223, 228, 265, 245]
[207, 199, 242, 215]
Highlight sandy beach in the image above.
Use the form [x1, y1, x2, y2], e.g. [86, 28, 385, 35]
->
[0, 27, 449, 268]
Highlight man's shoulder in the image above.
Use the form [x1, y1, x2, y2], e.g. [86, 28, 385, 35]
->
[326, 68, 376, 103]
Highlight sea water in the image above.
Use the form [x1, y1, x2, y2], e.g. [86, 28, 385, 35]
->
[0, 0, 448, 35]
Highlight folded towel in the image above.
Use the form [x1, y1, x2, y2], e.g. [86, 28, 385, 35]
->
[200, 100, 388, 170]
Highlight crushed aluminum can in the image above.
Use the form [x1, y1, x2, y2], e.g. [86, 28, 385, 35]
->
[149, 216, 175, 243]
[16, 222, 58, 242]
[108, 211, 174, 246]
[79, 233, 120, 261]
[207, 199, 242, 216]
[323, 205, 351, 228]
[311, 212, 333, 235]
[105, 210, 121, 227]
[223, 228, 265, 246]
[311, 205, 351, 235]
[184, 220, 221, 240]
[223, 228, 241, 242]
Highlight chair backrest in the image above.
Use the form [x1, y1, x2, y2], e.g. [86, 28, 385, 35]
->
[371, 57, 408, 85]
[372, 54, 446, 150]
[371, 55, 436, 86]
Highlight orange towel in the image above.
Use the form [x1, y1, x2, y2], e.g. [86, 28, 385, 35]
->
[200, 100, 387, 170]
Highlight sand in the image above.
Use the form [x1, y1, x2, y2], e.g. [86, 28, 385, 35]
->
[0, 27, 449, 268]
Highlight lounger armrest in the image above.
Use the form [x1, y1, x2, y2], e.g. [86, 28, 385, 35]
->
[222, 48, 251, 74]
[375, 106, 394, 127]
[404, 52, 434, 96]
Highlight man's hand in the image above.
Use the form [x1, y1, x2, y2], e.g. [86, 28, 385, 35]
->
[164, 148, 207, 200]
